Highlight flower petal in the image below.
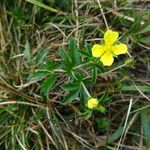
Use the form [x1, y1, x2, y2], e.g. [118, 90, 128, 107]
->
[112, 44, 128, 55]
[104, 30, 119, 46]
[92, 44, 105, 57]
[100, 52, 114, 66]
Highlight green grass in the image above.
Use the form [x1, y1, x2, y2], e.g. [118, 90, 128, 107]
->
[0, 0, 150, 149]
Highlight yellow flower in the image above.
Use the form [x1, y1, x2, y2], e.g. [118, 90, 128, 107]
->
[92, 30, 128, 66]
[87, 98, 99, 109]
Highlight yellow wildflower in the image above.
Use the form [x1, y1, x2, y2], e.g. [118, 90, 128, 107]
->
[92, 30, 128, 66]
[87, 98, 98, 109]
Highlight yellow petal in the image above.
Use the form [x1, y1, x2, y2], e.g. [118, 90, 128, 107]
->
[87, 98, 98, 109]
[100, 52, 114, 66]
[104, 30, 119, 46]
[112, 44, 128, 55]
[92, 44, 105, 57]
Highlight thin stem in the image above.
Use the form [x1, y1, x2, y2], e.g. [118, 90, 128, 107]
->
[81, 82, 91, 98]
[83, 63, 126, 81]
[73, 61, 91, 70]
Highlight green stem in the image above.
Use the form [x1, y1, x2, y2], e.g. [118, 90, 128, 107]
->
[71, 71, 91, 98]
[83, 63, 126, 80]
[81, 82, 91, 98]
[73, 61, 91, 70]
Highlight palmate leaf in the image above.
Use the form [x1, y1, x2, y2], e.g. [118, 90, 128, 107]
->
[41, 74, 56, 98]
[28, 60, 56, 81]
[59, 39, 81, 73]
[68, 39, 80, 65]
[43, 60, 56, 71]
[59, 48, 73, 72]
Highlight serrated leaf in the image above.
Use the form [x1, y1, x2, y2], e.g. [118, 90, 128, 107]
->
[96, 117, 109, 131]
[59, 40, 81, 73]
[24, 41, 31, 61]
[59, 48, 73, 72]
[68, 39, 80, 65]
[43, 60, 56, 71]
[96, 105, 106, 113]
[61, 90, 79, 104]
[77, 49, 91, 57]
[62, 81, 81, 91]
[41, 75, 56, 97]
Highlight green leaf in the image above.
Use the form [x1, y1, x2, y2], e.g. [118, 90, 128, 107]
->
[25, 0, 58, 13]
[59, 39, 81, 73]
[121, 85, 150, 93]
[136, 23, 150, 35]
[43, 60, 56, 71]
[24, 40, 31, 61]
[61, 90, 79, 104]
[141, 110, 150, 148]
[77, 50, 91, 57]
[107, 127, 123, 144]
[96, 117, 109, 131]
[139, 36, 150, 45]
[62, 81, 81, 91]
[41, 75, 56, 97]
[91, 66, 97, 83]
[79, 110, 92, 120]
[96, 105, 106, 113]
[68, 39, 80, 65]
[99, 91, 110, 105]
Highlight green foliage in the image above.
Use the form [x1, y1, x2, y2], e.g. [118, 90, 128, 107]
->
[96, 117, 109, 132]
[24, 40, 31, 61]
[59, 39, 80, 73]
[41, 74, 56, 98]
[61, 90, 79, 104]
[141, 110, 150, 148]
[62, 80, 81, 91]
[107, 127, 124, 144]
[25, 0, 58, 12]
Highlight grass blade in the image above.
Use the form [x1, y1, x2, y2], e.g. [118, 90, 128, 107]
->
[25, 0, 59, 13]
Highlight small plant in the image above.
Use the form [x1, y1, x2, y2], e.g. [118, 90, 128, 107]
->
[1, 0, 149, 149]
[29, 29, 129, 119]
